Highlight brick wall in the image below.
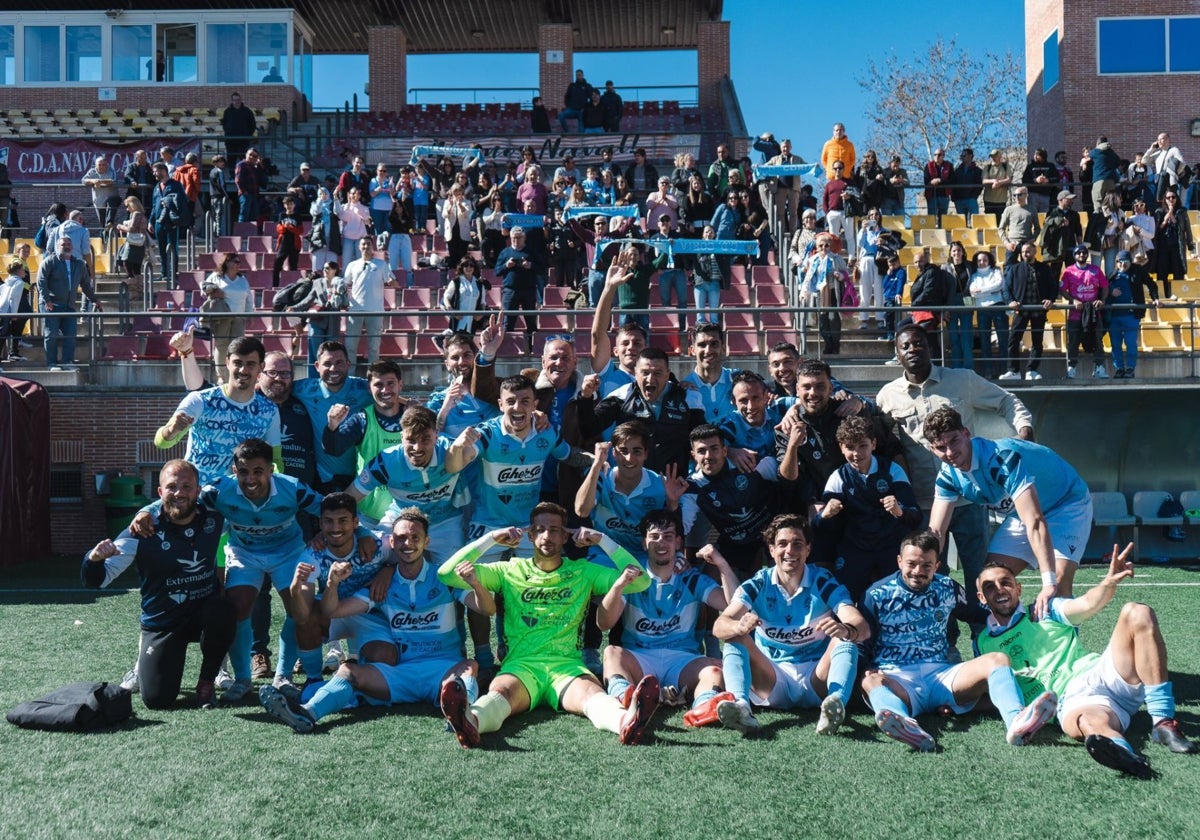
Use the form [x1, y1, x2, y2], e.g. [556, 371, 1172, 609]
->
[2, 85, 305, 119]
[697, 20, 730, 113]
[538, 24, 575, 109]
[368, 27, 408, 113]
[1028, 0, 1200, 171]
[49, 390, 181, 554]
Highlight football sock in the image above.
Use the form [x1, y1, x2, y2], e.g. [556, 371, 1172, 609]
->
[826, 642, 859, 703]
[470, 692, 512, 734]
[606, 674, 632, 701]
[704, 634, 721, 659]
[474, 645, 495, 670]
[1144, 682, 1175, 724]
[987, 666, 1025, 729]
[460, 674, 479, 705]
[868, 686, 910, 721]
[1111, 735, 1136, 755]
[722, 642, 752, 703]
[305, 674, 354, 722]
[276, 617, 298, 679]
[298, 647, 324, 683]
[230, 618, 253, 683]
[692, 688, 719, 709]
[584, 692, 625, 734]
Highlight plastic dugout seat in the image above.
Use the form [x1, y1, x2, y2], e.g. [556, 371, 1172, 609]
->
[764, 330, 799, 350]
[262, 222, 278, 238]
[388, 313, 421, 332]
[1132, 491, 1185, 530]
[757, 310, 791, 330]
[243, 315, 272, 334]
[927, 246, 949, 264]
[247, 236, 273, 253]
[413, 269, 441, 287]
[1180, 491, 1200, 525]
[648, 332, 681, 355]
[259, 334, 296, 357]
[1154, 305, 1190, 324]
[177, 270, 206, 291]
[131, 315, 163, 334]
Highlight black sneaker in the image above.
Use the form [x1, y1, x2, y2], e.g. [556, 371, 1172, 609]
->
[1151, 719, 1199, 753]
[1085, 734, 1153, 779]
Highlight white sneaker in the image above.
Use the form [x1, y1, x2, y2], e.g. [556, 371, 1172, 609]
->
[120, 668, 140, 694]
[1066, 365, 1076, 379]
[214, 667, 235, 691]
[717, 699, 761, 734]
[1093, 365, 1108, 379]
[998, 371, 1020, 381]
[1006, 690, 1057, 746]
[1025, 370, 1043, 381]
[221, 678, 254, 703]
[877, 709, 935, 752]
[323, 642, 347, 674]
[816, 694, 845, 736]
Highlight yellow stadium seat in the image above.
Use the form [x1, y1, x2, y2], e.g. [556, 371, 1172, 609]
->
[918, 228, 950, 246]
[1036, 213, 1046, 226]
[1141, 324, 1181, 351]
[971, 214, 998, 229]
[928, 246, 949, 264]
[1046, 307, 1066, 326]
[911, 215, 937, 231]
[899, 247, 919, 266]
[1175, 281, 1198, 300]
[980, 228, 1004, 246]
[882, 214, 907, 231]
[941, 214, 967, 230]
[1154, 305, 1189, 324]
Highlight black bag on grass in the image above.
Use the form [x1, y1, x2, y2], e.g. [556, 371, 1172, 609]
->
[7, 681, 132, 731]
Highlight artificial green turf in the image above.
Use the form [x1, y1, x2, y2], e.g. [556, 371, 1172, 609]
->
[3, 560, 1199, 839]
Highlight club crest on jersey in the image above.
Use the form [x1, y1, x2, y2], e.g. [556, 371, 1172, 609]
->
[203, 516, 218, 533]
[707, 491, 721, 508]
[812, 448, 822, 460]
[536, 438, 550, 450]
[735, 474, 748, 491]
[184, 528, 194, 538]
[875, 479, 891, 494]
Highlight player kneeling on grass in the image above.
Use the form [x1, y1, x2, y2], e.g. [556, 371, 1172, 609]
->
[975, 546, 1197, 779]
[600, 511, 739, 728]
[84, 459, 236, 710]
[860, 530, 1057, 753]
[258, 507, 494, 733]
[711, 513, 870, 737]
[436, 502, 659, 748]
[278, 492, 389, 693]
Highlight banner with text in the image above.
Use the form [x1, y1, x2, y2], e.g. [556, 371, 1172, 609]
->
[364, 134, 700, 168]
[0, 138, 203, 183]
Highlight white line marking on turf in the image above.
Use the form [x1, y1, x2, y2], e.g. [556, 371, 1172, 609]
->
[0, 588, 140, 594]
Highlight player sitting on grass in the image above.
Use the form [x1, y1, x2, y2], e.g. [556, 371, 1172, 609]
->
[861, 530, 1057, 753]
[83, 459, 235, 710]
[258, 508, 494, 734]
[712, 513, 869, 737]
[975, 546, 1198, 779]
[436, 502, 659, 748]
[600, 511, 739, 728]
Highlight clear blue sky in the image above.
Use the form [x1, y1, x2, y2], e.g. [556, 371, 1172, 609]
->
[311, 0, 1025, 163]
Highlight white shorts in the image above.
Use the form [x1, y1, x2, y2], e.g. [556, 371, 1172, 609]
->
[753, 658, 822, 710]
[628, 646, 706, 691]
[224, 541, 304, 592]
[1057, 646, 1144, 731]
[364, 657, 460, 706]
[877, 661, 975, 716]
[989, 496, 1092, 567]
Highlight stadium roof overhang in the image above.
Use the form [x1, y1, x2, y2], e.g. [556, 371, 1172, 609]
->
[18, 0, 724, 54]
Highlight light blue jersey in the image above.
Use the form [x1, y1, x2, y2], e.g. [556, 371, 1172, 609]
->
[177, 387, 281, 485]
[735, 565, 852, 664]
[717, 397, 796, 460]
[591, 469, 669, 558]
[424, 388, 500, 438]
[292, 375, 372, 482]
[682, 367, 738, 423]
[470, 417, 571, 529]
[862, 571, 980, 668]
[301, 534, 387, 600]
[353, 437, 463, 524]
[621, 569, 718, 653]
[198, 473, 323, 554]
[354, 560, 467, 662]
[933, 437, 1090, 517]
[595, 358, 635, 398]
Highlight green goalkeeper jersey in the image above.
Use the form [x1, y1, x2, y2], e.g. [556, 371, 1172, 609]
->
[439, 535, 650, 662]
[974, 599, 1100, 704]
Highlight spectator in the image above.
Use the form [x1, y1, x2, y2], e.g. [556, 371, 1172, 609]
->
[336, 186, 371, 268]
[564, 183, 589, 211]
[1106, 250, 1159, 379]
[530, 96, 551, 134]
[368, 163, 394, 235]
[1059, 244, 1109, 380]
[710, 190, 741, 289]
[173, 152, 201, 229]
[46, 210, 93, 273]
[1126, 196, 1156, 266]
[880, 155, 909, 217]
[220, 91, 258, 161]
[1021, 148, 1058, 214]
[1077, 147, 1095, 213]
[81, 154, 121, 238]
[909, 248, 954, 364]
[644, 176, 679, 230]
[308, 186, 341, 270]
[494, 226, 541, 349]
[1053, 150, 1074, 193]
[36, 237, 100, 370]
[582, 90, 606, 134]
[547, 206, 581, 288]
[1083, 136, 1121, 210]
[822, 161, 855, 257]
[0, 257, 23, 369]
[560, 69, 593, 133]
[201, 252, 252, 374]
[999, 241, 1057, 381]
[752, 132, 781, 163]
[614, 174, 634, 207]
[881, 253, 906, 341]
[1085, 189, 1123, 278]
[441, 183, 473, 268]
[273, 196, 303, 288]
[671, 152, 702, 192]
[624, 149, 659, 212]
[116, 196, 149, 301]
[998, 187, 1039, 265]
[292, 261, 348, 372]
[680, 172, 715, 236]
[441, 256, 489, 336]
[801, 234, 849, 355]
[600, 81, 623, 132]
[856, 208, 885, 329]
[981, 148, 1013, 222]
[707, 144, 736, 197]
[344, 237, 395, 363]
[518, 199, 551, 302]
[1152, 189, 1194, 300]
[261, 65, 284, 83]
[516, 165, 548, 215]
[941, 241, 974, 370]
[123, 149, 155, 212]
[951, 148, 983, 220]
[385, 195, 416, 289]
[692, 225, 723, 327]
[922, 149, 953, 219]
[968, 250, 1009, 379]
[234, 148, 263, 224]
[578, 167, 602, 205]
[515, 147, 540, 182]
[150, 162, 189, 287]
[287, 162, 321, 221]
[336, 156, 371, 204]
[207, 154, 235, 237]
[4, 243, 33, 362]
[857, 149, 886, 212]
[1126, 153, 1153, 208]
[1143, 132, 1186, 203]
[820, 123, 856, 180]
[789, 209, 821, 296]
[157, 145, 178, 176]
[571, 212, 634, 306]
[597, 169, 618, 205]
[481, 194, 507, 267]
[650, 216, 688, 316]
[763, 138, 804, 235]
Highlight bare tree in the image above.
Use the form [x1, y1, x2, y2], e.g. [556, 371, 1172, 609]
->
[857, 38, 1026, 172]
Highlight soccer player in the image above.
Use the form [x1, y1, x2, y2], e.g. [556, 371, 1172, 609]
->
[588, 262, 647, 396]
[277, 493, 388, 691]
[860, 530, 1057, 752]
[436, 502, 659, 748]
[82, 460, 235, 709]
[602, 511, 738, 727]
[718, 370, 795, 464]
[814, 416, 920, 602]
[976, 548, 1197, 778]
[425, 320, 503, 437]
[712, 514, 868, 736]
[923, 405, 1090, 617]
[292, 340, 372, 493]
[681, 323, 739, 424]
[259, 508, 495, 733]
[347, 406, 480, 564]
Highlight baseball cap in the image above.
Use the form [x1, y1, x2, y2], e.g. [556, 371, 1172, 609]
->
[1057, 189, 1075, 201]
[989, 148, 1003, 157]
[300, 162, 311, 170]
[1072, 244, 1089, 256]
[1116, 250, 1133, 263]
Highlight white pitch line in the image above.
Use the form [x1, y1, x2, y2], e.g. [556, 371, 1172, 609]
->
[0, 588, 140, 594]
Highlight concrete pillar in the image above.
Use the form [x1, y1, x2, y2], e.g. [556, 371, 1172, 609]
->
[538, 24, 574, 115]
[368, 26, 407, 113]
[697, 20, 730, 113]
